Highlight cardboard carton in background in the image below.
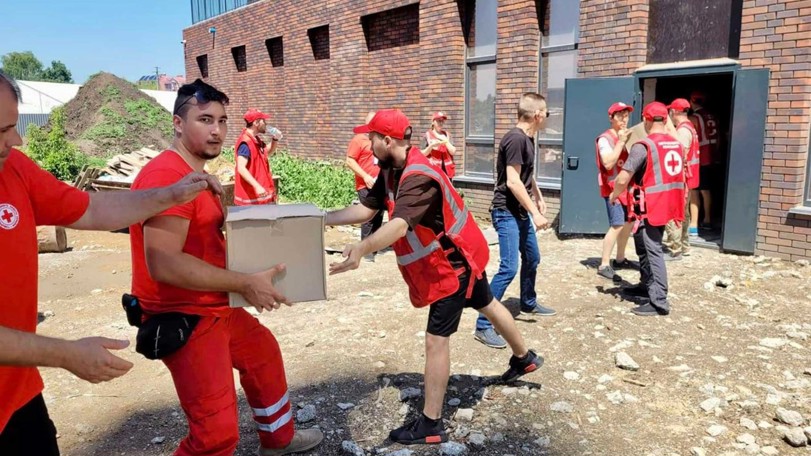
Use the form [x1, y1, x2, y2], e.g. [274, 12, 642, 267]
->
[627, 116, 676, 147]
[225, 204, 327, 306]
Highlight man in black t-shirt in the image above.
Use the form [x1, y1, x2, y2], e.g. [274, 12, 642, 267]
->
[475, 93, 557, 350]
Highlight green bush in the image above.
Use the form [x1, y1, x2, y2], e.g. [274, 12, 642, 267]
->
[270, 152, 355, 209]
[25, 107, 91, 181]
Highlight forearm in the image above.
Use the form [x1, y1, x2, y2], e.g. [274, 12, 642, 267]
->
[602, 143, 626, 170]
[421, 145, 434, 156]
[70, 188, 175, 231]
[357, 218, 408, 255]
[326, 204, 378, 226]
[266, 141, 278, 157]
[147, 250, 248, 294]
[507, 180, 539, 215]
[346, 158, 370, 180]
[237, 164, 263, 190]
[446, 143, 456, 155]
[0, 326, 70, 369]
[610, 174, 631, 200]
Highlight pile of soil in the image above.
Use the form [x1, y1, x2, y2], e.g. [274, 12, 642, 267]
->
[59, 72, 173, 157]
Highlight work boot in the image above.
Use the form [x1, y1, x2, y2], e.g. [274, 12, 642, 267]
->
[501, 349, 544, 383]
[474, 328, 507, 349]
[258, 429, 324, 455]
[611, 259, 637, 270]
[389, 413, 447, 445]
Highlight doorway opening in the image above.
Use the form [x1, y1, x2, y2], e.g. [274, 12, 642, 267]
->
[638, 72, 734, 250]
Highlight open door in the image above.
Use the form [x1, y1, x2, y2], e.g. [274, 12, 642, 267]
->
[559, 77, 636, 235]
[722, 68, 769, 254]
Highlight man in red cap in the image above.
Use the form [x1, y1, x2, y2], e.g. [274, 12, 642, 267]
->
[689, 91, 719, 231]
[595, 102, 635, 281]
[234, 108, 280, 205]
[663, 98, 700, 260]
[326, 109, 543, 445]
[422, 111, 456, 178]
[345, 111, 383, 261]
[610, 102, 685, 316]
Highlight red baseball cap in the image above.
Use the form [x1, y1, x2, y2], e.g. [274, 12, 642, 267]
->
[667, 98, 691, 112]
[690, 91, 706, 103]
[244, 108, 271, 123]
[353, 109, 413, 140]
[642, 102, 669, 121]
[432, 111, 448, 121]
[608, 102, 634, 116]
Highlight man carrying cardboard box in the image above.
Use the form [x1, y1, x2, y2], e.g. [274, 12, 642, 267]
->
[326, 109, 543, 446]
[128, 79, 322, 456]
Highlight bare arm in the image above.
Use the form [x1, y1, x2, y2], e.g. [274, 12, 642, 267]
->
[0, 326, 133, 384]
[329, 218, 409, 275]
[68, 173, 222, 232]
[346, 157, 373, 182]
[143, 215, 288, 310]
[506, 165, 540, 218]
[609, 170, 633, 203]
[326, 204, 379, 226]
[265, 139, 278, 157]
[445, 133, 456, 155]
[600, 139, 627, 171]
[236, 156, 265, 192]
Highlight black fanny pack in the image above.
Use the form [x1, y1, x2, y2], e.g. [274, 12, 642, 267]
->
[121, 294, 200, 360]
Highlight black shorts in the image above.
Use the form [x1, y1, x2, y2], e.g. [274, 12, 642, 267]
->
[427, 271, 494, 337]
[0, 394, 60, 456]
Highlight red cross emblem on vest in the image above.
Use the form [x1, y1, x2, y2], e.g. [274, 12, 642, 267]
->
[664, 151, 683, 177]
[0, 204, 20, 230]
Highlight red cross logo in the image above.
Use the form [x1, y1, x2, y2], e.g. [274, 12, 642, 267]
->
[663, 151, 683, 177]
[0, 204, 19, 230]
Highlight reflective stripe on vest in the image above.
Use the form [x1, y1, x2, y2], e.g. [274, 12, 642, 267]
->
[393, 164, 469, 266]
[639, 138, 685, 195]
[694, 112, 717, 147]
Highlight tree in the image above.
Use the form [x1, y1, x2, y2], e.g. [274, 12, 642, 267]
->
[41, 60, 73, 83]
[1, 51, 44, 80]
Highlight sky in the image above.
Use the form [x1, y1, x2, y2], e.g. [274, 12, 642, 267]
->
[1, 0, 191, 84]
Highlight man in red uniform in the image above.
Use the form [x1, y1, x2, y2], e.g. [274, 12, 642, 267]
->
[611, 102, 685, 317]
[346, 111, 382, 261]
[129, 79, 322, 456]
[595, 102, 634, 281]
[0, 71, 223, 456]
[663, 98, 700, 261]
[689, 91, 719, 231]
[235, 108, 280, 205]
[326, 109, 543, 445]
[421, 111, 456, 178]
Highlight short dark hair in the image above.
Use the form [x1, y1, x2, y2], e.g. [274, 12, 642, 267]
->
[173, 79, 229, 118]
[0, 70, 22, 103]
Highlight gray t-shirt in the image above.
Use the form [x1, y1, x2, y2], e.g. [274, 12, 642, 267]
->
[622, 143, 648, 184]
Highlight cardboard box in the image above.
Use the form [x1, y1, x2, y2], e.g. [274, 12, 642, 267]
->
[627, 116, 677, 147]
[225, 203, 327, 306]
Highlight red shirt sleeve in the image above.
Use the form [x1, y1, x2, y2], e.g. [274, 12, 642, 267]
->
[14, 151, 90, 226]
[133, 167, 195, 220]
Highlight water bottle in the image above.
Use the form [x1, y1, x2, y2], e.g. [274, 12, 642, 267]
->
[267, 126, 283, 141]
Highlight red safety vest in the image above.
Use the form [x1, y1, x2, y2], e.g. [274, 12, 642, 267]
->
[625, 133, 686, 228]
[234, 130, 276, 205]
[678, 121, 701, 190]
[425, 129, 456, 179]
[384, 147, 489, 308]
[692, 108, 719, 166]
[595, 129, 629, 204]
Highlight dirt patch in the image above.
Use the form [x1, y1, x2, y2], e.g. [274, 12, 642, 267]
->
[59, 72, 173, 157]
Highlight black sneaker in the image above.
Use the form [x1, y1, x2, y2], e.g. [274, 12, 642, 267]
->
[597, 265, 622, 282]
[611, 259, 637, 270]
[621, 285, 649, 299]
[501, 349, 544, 383]
[389, 414, 447, 445]
[631, 303, 669, 316]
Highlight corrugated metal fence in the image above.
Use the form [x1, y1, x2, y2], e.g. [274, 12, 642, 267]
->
[16, 113, 50, 138]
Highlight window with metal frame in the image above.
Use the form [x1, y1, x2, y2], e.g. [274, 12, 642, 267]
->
[462, 0, 497, 180]
[536, 0, 580, 188]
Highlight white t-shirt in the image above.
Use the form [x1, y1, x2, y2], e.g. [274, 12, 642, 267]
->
[597, 137, 614, 158]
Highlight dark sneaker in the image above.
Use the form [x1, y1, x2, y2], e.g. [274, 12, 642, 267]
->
[259, 429, 324, 455]
[597, 265, 622, 282]
[363, 253, 376, 263]
[501, 349, 544, 383]
[520, 304, 557, 316]
[621, 285, 649, 299]
[474, 328, 507, 349]
[631, 303, 669, 317]
[664, 253, 683, 262]
[389, 414, 447, 445]
[611, 259, 636, 270]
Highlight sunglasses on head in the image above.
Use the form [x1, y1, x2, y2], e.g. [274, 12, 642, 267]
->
[174, 90, 211, 115]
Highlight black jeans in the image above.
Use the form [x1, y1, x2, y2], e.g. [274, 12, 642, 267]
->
[357, 188, 384, 241]
[0, 394, 60, 456]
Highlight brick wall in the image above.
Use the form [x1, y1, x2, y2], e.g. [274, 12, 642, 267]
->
[579, 0, 649, 77]
[738, 0, 811, 260]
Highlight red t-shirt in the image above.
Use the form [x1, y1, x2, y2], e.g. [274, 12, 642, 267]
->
[346, 134, 379, 191]
[129, 151, 230, 316]
[0, 149, 89, 432]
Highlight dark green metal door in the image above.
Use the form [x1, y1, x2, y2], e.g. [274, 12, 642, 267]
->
[722, 68, 769, 254]
[560, 77, 636, 235]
